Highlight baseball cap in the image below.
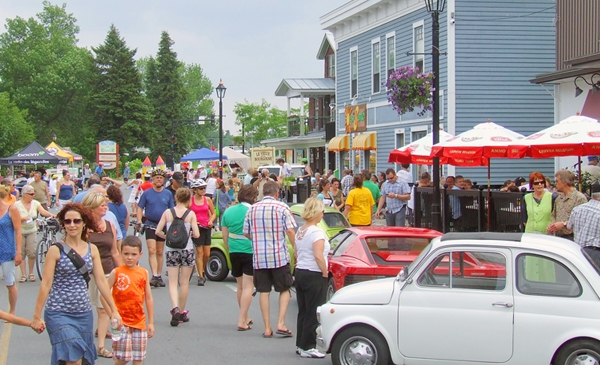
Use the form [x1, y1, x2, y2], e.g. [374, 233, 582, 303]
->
[588, 156, 599, 161]
[301, 158, 308, 163]
[172, 171, 184, 182]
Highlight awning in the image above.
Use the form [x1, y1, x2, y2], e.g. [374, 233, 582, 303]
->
[352, 133, 376, 151]
[328, 135, 349, 152]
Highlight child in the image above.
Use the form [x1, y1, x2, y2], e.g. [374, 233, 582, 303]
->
[1, 309, 43, 332]
[49, 174, 58, 208]
[107, 236, 154, 365]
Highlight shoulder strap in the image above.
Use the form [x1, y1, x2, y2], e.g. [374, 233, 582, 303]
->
[181, 209, 192, 220]
[53, 242, 91, 287]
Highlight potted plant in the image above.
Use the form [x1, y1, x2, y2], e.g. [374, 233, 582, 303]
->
[387, 66, 435, 117]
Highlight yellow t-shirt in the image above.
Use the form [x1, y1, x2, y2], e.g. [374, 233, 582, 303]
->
[346, 187, 375, 226]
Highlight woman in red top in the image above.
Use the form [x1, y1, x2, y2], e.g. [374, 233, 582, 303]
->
[189, 179, 216, 286]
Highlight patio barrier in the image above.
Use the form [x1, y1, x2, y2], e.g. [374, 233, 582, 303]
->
[414, 186, 525, 233]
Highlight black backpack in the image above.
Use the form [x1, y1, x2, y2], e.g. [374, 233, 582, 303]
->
[166, 208, 191, 249]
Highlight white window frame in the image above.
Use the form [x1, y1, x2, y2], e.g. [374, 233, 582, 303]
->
[328, 54, 335, 78]
[350, 46, 358, 99]
[386, 32, 396, 86]
[413, 20, 425, 72]
[371, 38, 381, 95]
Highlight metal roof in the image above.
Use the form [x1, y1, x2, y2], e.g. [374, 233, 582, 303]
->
[275, 78, 335, 98]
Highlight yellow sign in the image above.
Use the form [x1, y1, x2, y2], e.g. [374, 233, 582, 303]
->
[345, 104, 367, 133]
[250, 147, 275, 168]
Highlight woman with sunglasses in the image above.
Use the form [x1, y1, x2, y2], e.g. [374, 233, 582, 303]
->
[15, 185, 54, 282]
[32, 203, 122, 365]
[56, 170, 77, 208]
[522, 172, 557, 234]
[189, 179, 216, 286]
[82, 192, 123, 359]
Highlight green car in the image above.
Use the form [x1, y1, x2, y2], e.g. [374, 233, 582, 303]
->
[205, 204, 351, 281]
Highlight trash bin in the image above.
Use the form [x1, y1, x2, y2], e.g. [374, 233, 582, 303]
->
[296, 178, 311, 203]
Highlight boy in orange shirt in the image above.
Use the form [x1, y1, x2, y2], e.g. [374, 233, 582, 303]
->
[107, 236, 154, 365]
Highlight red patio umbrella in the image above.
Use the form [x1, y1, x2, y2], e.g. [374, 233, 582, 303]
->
[389, 130, 454, 165]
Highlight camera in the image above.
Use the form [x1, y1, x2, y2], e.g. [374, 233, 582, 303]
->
[262, 172, 267, 178]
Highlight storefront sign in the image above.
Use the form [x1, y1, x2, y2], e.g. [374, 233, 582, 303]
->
[345, 104, 367, 133]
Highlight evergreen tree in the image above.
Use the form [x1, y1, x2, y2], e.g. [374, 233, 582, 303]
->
[90, 24, 152, 152]
[145, 31, 185, 165]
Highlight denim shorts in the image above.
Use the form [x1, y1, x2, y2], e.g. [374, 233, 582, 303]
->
[0, 260, 16, 286]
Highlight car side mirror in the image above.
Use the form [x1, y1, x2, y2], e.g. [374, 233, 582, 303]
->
[397, 268, 407, 282]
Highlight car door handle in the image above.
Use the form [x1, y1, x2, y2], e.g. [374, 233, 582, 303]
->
[492, 302, 513, 308]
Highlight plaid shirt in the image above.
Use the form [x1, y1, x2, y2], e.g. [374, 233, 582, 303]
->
[244, 196, 297, 269]
[552, 189, 587, 237]
[341, 175, 353, 196]
[380, 180, 411, 214]
[568, 199, 600, 248]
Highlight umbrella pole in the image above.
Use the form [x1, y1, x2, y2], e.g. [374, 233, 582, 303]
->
[578, 156, 582, 192]
[487, 161, 491, 231]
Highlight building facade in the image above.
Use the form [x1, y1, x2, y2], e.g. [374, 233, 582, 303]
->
[322, 0, 556, 184]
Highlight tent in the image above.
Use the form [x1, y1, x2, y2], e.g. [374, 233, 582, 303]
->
[61, 147, 83, 162]
[221, 147, 250, 171]
[0, 141, 68, 165]
[181, 148, 227, 161]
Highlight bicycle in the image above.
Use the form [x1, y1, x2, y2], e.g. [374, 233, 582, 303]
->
[35, 217, 61, 280]
[129, 220, 146, 237]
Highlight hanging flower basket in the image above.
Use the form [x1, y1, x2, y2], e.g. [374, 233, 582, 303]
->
[386, 66, 435, 117]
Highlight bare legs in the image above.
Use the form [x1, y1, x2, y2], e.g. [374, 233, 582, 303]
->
[7, 284, 17, 315]
[147, 238, 158, 276]
[168, 266, 193, 311]
[96, 307, 109, 351]
[18, 257, 35, 277]
[259, 289, 290, 335]
[195, 246, 210, 279]
[236, 274, 253, 328]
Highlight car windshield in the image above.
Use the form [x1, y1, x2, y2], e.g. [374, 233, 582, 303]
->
[323, 212, 350, 228]
[403, 242, 433, 279]
[291, 167, 304, 176]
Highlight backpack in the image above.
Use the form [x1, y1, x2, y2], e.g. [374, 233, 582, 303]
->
[166, 208, 192, 249]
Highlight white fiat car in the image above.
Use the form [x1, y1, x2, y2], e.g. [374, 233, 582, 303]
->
[317, 232, 600, 365]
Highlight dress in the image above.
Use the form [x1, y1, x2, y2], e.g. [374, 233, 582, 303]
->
[0, 210, 16, 263]
[45, 244, 96, 365]
[128, 181, 141, 204]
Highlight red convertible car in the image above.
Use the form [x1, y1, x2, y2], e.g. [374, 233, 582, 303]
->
[327, 226, 443, 299]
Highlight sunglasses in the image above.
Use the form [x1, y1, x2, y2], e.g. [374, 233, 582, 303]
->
[63, 218, 83, 225]
[196, 187, 206, 190]
[532, 181, 545, 186]
[26, 193, 35, 196]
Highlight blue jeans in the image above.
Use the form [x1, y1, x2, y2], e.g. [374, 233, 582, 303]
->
[386, 205, 407, 227]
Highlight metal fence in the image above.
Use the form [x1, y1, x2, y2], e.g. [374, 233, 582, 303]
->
[414, 187, 525, 233]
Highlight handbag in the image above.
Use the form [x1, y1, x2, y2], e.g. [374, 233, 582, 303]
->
[215, 192, 220, 218]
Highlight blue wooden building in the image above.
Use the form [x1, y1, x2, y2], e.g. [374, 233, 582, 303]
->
[322, 0, 556, 184]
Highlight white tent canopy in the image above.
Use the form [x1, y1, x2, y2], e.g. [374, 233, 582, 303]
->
[222, 147, 251, 172]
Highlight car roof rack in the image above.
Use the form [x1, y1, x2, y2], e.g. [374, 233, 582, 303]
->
[441, 232, 523, 242]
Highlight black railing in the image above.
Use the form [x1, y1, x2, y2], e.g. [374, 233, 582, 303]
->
[415, 187, 525, 233]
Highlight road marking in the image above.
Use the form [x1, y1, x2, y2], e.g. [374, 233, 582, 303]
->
[0, 322, 12, 365]
[226, 284, 238, 292]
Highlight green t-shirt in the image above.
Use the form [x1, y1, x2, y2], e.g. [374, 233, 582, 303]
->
[221, 203, 253, 254]
[363, 180, 382, 211]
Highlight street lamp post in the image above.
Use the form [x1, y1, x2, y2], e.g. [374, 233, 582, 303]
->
[241, 122, 245, 155]
[215, 79, 227, 179]
[424, 0, 446, 231]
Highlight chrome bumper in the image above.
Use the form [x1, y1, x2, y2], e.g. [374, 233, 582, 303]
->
[316, 325, 327, 352]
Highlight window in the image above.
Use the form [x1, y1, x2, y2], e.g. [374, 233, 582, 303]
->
[350, 48, 358, 98]
[323, 212, 351, 230]
[516, 254, 582, 297]
[396, 132, 405, 149]
[332, 232, 358, 257]
[328, 54, 335, 78]
[413, 24, 424, 72]
[372, 41, 380, 94]
[386, 35, 395, 80]
[412, 130, 427, 143]
[418, 251, 507, 291]
[366, 236, 432, 267]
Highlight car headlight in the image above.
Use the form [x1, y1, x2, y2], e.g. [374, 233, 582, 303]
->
[316, 306, 321, 323]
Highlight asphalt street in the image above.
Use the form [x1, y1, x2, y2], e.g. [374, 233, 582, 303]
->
[0, 184, 329, 365]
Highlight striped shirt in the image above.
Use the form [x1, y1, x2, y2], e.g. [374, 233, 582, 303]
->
[244, 196, 297, 269]
[568, 199, 600, 248]
[380, 179, 411, 214]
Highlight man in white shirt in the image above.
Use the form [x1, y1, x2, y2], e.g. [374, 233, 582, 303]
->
[581, 156, 600, 183]
[205, 170, 218, 198]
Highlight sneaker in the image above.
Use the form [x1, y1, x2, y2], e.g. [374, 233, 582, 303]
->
[156, 276, 166, 287]
[300, 348, 326, 358]
[179, 310, 189, 323]
[197, 277, 205, 286]
[296, 348, 301, 355]
[150, 276, 160, 288]
[170, 307, 180, 327]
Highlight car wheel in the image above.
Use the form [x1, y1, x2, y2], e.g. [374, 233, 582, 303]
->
[327, 277, 336, 301]
[331, 326, 391, 365]
[555, 339, 600, 365]
[205, 249, 229, 281]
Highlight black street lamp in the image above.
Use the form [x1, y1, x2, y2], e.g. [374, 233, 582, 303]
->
[424, 0, 446, 231]
[215, 79, 227, 179]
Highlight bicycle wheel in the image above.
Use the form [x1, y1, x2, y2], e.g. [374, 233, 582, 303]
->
[35, 237, 51, 281]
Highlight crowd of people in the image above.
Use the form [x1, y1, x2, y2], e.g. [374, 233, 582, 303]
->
[3, 155, 600, 364]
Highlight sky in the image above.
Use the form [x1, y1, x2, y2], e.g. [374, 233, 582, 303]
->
[0, 0, 348, 134]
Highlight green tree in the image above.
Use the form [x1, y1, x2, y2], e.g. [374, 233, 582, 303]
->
[179, 63, 216, 150]
[233, 100, 287, 148]
[0, 1, 94, 147]
[144, 31, 185, 165]
[0, 92, 34, 157]
[90, 25, 152, 152]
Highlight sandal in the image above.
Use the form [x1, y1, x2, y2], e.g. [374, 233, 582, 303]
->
[19, 275, 26, 283]
[29, 274, 36, 282]
[97, 347, 113, 358]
